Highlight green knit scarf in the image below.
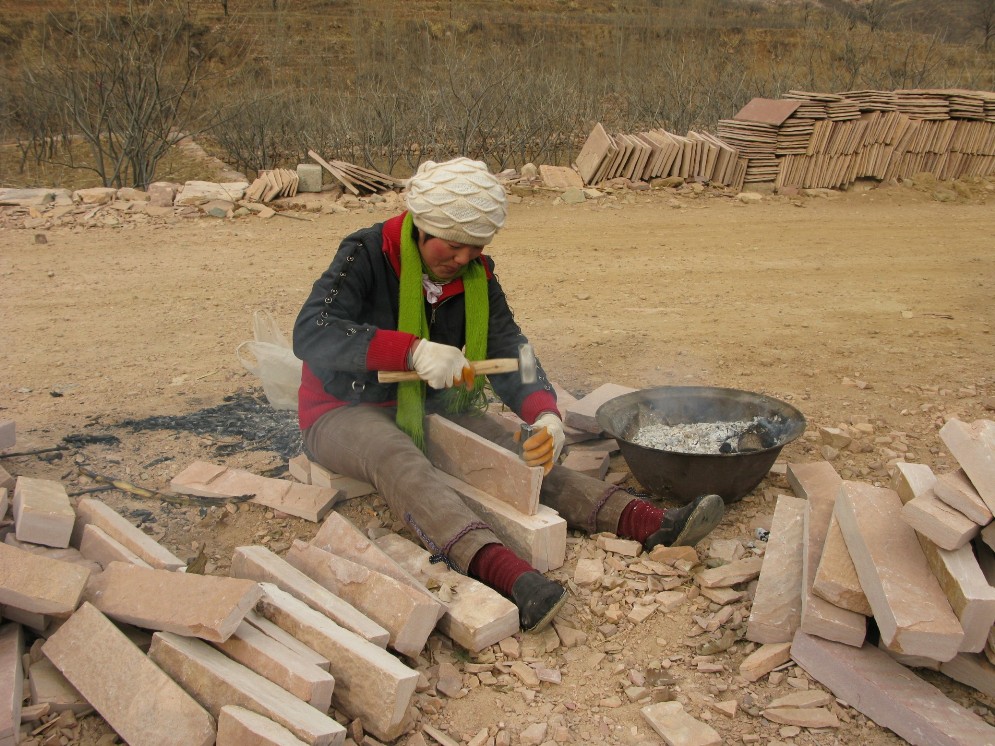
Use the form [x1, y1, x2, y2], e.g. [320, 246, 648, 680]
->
[396, 212, 489, 449]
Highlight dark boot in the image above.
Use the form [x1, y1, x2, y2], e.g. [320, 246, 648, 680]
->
[510, 571, 567, 633]
[643, 494, 724, 551]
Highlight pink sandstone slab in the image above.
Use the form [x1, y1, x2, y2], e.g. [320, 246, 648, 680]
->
[424, 415, 542, 515]
[641, 701, 720, 745]
[43, 603, 215, 746]
[243, 610, 330, 671]
[0, 623, 23, 746]
[739, 642, 792, 682]
[79, 524, 152, 569]
[254, 584, 418, 742]
[148, 631, 345, 746]
[375, 533, 519, 652]
[231, 545, 389, 647]
[288, 454, 311, 483]
[171, 461, 340, 522]
[563, 383, 637, 434]
[891, 461, 936, 504]
[0, 467, 13, 493]
[791, 629, 995, 745]
[812, 513, 872, 616]
[939, 652, 995, 698]
[747, 495, 806, 643]
[83, 562, 262, 642]
[787, 461, 866, 647]
[836, 481, 964, 661]
[939, 419, 995, 512]
[934, 469, 992, 525]
[695, 556, 764, 588]
[27, 658, 89, 715]
[218, 705, 310, 746]
[72, 498, 185, 570]
[286, 540, 439, 657]
[0, 541, 90, 616]
[211, 621, 335, 711]
[310, 513, 444, 618]
[308, 463, 375, 499]
[902, 488, 980, 550]
[13, 477, 75, 548]
[560, 449, 610, 479]
[437, 471, 567, 572]
[917, 536, 995, 653]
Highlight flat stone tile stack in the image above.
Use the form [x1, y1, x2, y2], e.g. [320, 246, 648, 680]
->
[717, 88, 995, 192]
[744, 416, 995, 744]
[573, 122, 745, 189]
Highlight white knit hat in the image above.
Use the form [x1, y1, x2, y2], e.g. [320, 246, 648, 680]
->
[406, 157, 507, 246]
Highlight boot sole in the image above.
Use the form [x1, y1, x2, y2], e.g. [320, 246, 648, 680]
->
[670, 494, 724, 547]
[522, 587, 568, 634]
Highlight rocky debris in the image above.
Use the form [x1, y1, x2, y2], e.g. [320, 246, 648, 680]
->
[4, 396, 995, 745]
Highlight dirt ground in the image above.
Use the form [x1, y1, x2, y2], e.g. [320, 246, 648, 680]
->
[2, 177, 995, 745]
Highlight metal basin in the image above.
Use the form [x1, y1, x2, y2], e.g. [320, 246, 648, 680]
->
[595, 386, 807, 504]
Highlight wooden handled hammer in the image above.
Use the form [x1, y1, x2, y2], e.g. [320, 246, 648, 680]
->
[377, 343, 537, 384]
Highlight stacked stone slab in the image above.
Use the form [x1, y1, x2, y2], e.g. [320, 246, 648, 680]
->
[230, 545, 389, 646]
[254, 584, 417, 742]
[44, 603, 217, 746]
[2, 488, 447, 744]
[835, 481, 965, 661]
[72, 498, 186, 570]
[786, 462, 866, 646]
[746, 495, 805, 643]
[285, 540, 439, 658]
[83, 562, 262, 643]
[779, 428, 995, 733]
[714, 88, 995, 191]
[573, 122, 744, 188]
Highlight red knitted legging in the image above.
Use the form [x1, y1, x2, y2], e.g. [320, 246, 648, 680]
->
[616, 499, 664, 543]
[468, 543, 535, 596]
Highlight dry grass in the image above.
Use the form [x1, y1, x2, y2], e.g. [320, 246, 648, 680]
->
[2, 0, 993, 191]
[0, 139, 231, 190]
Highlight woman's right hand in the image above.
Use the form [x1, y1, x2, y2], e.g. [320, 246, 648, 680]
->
[410, 340, 475, 389]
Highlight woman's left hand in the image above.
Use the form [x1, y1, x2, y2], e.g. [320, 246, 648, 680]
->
[517, 412, 566, 474]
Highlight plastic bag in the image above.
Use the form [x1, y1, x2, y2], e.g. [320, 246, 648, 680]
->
[236, 310, 302, 411]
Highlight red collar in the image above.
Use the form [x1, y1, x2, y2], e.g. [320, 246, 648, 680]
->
[381, 212, 493, 303]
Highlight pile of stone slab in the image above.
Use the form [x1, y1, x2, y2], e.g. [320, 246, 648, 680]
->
[717, 88, 995, 189]
[244, 168, 301, 203]
[743, 417, 995, 744]
[308, 151, 402, 196]
[0, 410, 596, 744]
[573, 122, 747, 189]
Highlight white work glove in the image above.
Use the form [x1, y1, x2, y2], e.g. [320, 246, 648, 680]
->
[410, 340, 475, 390]
[517, 412, 566, 475]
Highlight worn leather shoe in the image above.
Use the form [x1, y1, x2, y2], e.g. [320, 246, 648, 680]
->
[511, 571, 567, 633]
[643, 494, 724, 551]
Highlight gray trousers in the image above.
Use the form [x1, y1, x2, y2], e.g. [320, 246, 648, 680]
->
[303, 406, 633, 573]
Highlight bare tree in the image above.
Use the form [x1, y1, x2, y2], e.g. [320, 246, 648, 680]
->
[18, 0, 238, 188]
[976, 0, 995, 49]
[856, 0, 892, 32]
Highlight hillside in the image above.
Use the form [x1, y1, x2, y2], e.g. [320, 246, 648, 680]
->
[1, 0, 993, 188]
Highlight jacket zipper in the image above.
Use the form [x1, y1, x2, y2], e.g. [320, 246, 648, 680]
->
[429, 296, 452, 328]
